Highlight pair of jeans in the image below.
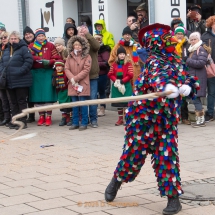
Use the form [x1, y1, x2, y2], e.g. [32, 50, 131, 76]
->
[7, 87, 28, 119]
[89, 79, 98, 124]
[98, 74, 107, 108]
[0, 89, 11, 120]
[193, 97, 203, 111]
[71, 96, 88, 126]
[207, 77, 215, 115]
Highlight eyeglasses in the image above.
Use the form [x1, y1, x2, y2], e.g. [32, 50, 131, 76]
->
[0, 36, 7, 40]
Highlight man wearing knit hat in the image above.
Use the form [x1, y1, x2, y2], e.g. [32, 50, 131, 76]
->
[23, 26, 35, 45]
[0, 22, 6, 35]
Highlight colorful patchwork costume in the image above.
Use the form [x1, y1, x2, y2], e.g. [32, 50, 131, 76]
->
[105, 23, 199, 215]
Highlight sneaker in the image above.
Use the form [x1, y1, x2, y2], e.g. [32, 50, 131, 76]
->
[115, 117, 123, 126]
[69, 125, 79, 130]
[37, 115, 45, 126]
[45, 116, 52, 126]
[182, 119, 191, 125]
[192, 111, 205, 128]
[79, 125, 87, 131]
[91, 122, 98, 128]
[205, 113, 214, 123]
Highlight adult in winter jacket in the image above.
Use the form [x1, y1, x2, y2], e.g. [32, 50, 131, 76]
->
[65, 36, 92, 131]
[94, 34, 111, 117]
[109, 26, 141, 86]
[174, 26, 191, 126]
[63, 23, 77, 46]
[94, 19, 115, 49]
[23, 26, 35, 45]
[186, 32, 208, 128]
[187, 5, 206, 35]
[0, 31, 33, 129]
[23, 26, 36, 123]
[78, 26, 100, 128]
[130, 3, 149, 43]
[29, 28, 61, 126]
[202, 15, 215, 123]
[0, 31, 11, 126]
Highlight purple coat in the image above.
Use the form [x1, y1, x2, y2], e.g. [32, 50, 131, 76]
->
[98, 45, 111, 75]
[186, 46, 208, 97]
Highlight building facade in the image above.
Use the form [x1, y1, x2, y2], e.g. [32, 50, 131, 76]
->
[0, 0, 215, 43]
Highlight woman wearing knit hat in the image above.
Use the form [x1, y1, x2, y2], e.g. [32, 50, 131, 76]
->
[23, 26, 35, 45]
[54, 37, 68, 61]
[109, 26, 141, 87]
[108, 46, 133, 126]
[29, 28, 61, 126]
[174, 25, 191, 125]
[186, 31, 209, 127]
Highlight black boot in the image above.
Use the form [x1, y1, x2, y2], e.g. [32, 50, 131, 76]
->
[0, 118, 10, 126]
[26, 113, 35, 123]
[59, 117, 67, 126]
[105, 177, 122, 202]
[163, 197, 182, 215]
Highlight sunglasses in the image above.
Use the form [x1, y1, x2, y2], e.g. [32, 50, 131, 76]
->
[0, 36, 7, 40]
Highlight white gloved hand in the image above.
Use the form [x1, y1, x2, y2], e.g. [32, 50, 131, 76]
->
[118, 84, 126, 95]
[179, 84, 191, 97]
[114, 79, 120, 88]
[165, 83, 179, 99]
[70, 78, 76, 86]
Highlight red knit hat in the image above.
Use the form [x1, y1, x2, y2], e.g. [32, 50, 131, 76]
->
[55, 60, 65, 67]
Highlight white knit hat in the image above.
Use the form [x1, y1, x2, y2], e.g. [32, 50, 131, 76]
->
[54, 37, 65, 46]
[189, 32, 201, 41]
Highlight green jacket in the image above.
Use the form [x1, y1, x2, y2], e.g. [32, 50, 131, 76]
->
[85, 33, 100, 79]
[94, 19, 115, 49]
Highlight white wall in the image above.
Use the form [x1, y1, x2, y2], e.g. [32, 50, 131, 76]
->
[28, 0, 65, 42]
[154, 0, 187, 27]
[91, 0, 127, 43]
[62, 0, 78, 27]
[0, 0, 20, 33]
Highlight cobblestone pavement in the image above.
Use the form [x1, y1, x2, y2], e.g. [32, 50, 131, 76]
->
[0, 110, 215, 215]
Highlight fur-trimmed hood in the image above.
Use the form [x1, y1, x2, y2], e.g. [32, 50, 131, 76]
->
[67, 35, 90, 58]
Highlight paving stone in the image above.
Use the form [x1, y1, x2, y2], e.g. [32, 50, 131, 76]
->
[33, 181, 74, 191]
[3, 179, 46, 188]
[0, 204, 38, 215]
[24, 208, 79, 215]
[0, 193, 42, 206]
[26, 197, 75, 210]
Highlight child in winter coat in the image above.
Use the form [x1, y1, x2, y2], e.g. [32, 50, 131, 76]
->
[52, 60, 71, 126]
[108, 46, 133, 126]
[65, 36, 92, 131]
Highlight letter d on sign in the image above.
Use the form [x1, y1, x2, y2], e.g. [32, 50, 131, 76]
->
[171, 8, 180, 18]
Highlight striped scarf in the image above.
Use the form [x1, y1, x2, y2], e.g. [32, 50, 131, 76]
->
[116, 60, 124, 79]
[31, 39, 47, 56]
[56, 70, 66, 89]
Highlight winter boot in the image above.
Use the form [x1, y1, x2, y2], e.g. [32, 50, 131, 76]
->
[105, 177, 122, 202]
[163, 197, 182, 215]
[192, 110, 205, 128]
[45, 116, 52, 126]
[98, 106, 105, 117]
[115, 116, 123, 126]
[37, 115, 45, 126]
[59, 114, 67, 126]
[26, 113, 35, 123]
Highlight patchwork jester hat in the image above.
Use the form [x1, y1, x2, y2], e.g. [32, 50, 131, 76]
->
[138, 23, 178, 54]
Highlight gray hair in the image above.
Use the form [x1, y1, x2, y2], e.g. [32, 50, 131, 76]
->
[9, 31, 21, 39]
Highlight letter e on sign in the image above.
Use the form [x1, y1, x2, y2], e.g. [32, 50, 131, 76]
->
[171, 0, 180, 6]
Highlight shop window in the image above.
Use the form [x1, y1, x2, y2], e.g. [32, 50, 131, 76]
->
[78, 0, 92, 25]
[127, 0, 148, 17]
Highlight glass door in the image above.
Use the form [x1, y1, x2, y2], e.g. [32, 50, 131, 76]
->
[77, 0, 92, 25]
[127, 0, 148, 17]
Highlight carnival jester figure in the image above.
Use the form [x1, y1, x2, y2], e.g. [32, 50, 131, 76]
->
[104, 23, 200, 215]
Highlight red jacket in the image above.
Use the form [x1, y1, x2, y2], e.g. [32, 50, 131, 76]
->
[108, 62, 133, 83]
[29, 41, 61, 69]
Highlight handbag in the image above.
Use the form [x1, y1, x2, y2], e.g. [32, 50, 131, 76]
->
[0, 52, 16, 89]
[205, 39, 215, 78]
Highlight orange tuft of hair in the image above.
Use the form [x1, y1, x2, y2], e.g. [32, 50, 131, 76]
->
[206, 15, 215, 28]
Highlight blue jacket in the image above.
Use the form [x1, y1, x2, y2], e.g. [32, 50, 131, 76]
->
[0, 40, 33, 89]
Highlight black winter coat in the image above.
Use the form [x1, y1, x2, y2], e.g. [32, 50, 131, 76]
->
[0, 40, 33, 89]
[201, 29, 215, 62]
[186, 45, 208, 97]
[187, 18, 206, 35]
